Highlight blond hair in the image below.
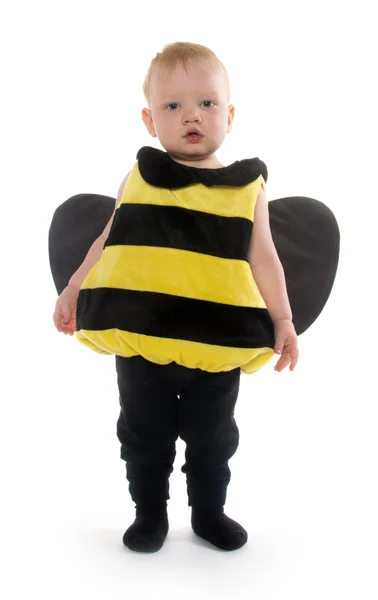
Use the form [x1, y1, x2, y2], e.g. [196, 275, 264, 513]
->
[142, 41, 231, 105]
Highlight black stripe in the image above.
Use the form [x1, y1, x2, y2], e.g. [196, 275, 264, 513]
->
[104, 204, 252, 260]
[77, 288, 275, 349]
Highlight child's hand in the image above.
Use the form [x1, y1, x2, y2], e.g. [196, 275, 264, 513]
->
[273, 319, 299, 372]
[53, 285, 79, 336]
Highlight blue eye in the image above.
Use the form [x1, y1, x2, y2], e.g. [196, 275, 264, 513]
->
[167, 103, 179, 110]
[202, 100, 214, 108]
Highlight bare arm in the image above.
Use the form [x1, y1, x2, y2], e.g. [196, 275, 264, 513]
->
[68, 172, 130, 291]
[247, 187, 292, 323]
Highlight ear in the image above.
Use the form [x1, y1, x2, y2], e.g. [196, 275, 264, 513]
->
[227, 104, 235, 133]
[141, 108, 156, 138]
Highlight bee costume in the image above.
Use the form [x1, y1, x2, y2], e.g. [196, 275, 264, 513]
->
[76, 146, 280, 373]
[49, 145, 340, 357]
[48, 146, 340, 552]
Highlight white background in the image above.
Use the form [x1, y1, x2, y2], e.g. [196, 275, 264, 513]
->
[1, 1, 377, 598]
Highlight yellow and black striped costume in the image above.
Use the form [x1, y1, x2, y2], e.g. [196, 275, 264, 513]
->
[75, 146, 276, 373]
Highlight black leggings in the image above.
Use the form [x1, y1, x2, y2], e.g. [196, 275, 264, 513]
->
[116, 355, 240, 509]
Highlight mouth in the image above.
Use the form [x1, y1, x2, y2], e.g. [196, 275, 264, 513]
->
[184, 129, 204, 142]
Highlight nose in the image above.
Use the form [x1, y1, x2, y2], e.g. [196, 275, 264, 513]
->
[181, 108, 202, 124]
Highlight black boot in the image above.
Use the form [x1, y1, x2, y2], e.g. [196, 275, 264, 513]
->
[191, 507, 248, 551]
[123, 502, 169, 553]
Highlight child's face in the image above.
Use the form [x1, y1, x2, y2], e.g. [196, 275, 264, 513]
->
[142, 61, 234, 166]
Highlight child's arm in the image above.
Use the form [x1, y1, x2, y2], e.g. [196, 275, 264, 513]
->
[68, 172, 130, 291]
[247, 187, 292, 323]
[248, 186, 299, 371]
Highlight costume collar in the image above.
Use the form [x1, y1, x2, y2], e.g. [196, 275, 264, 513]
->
[136, 146, 268, 189]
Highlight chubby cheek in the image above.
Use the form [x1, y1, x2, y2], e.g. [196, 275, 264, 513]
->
[209, 109, 229, 132]
[213, 118, 229, 138]
[155, 116, 177, 139]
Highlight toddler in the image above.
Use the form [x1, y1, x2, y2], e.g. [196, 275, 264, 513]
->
[53, 41, 298, 553]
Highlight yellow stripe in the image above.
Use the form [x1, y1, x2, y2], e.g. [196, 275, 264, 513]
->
[122, 163, 264, 221]
[76, 329, 275, 374]
[82, 245, 267, 309]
